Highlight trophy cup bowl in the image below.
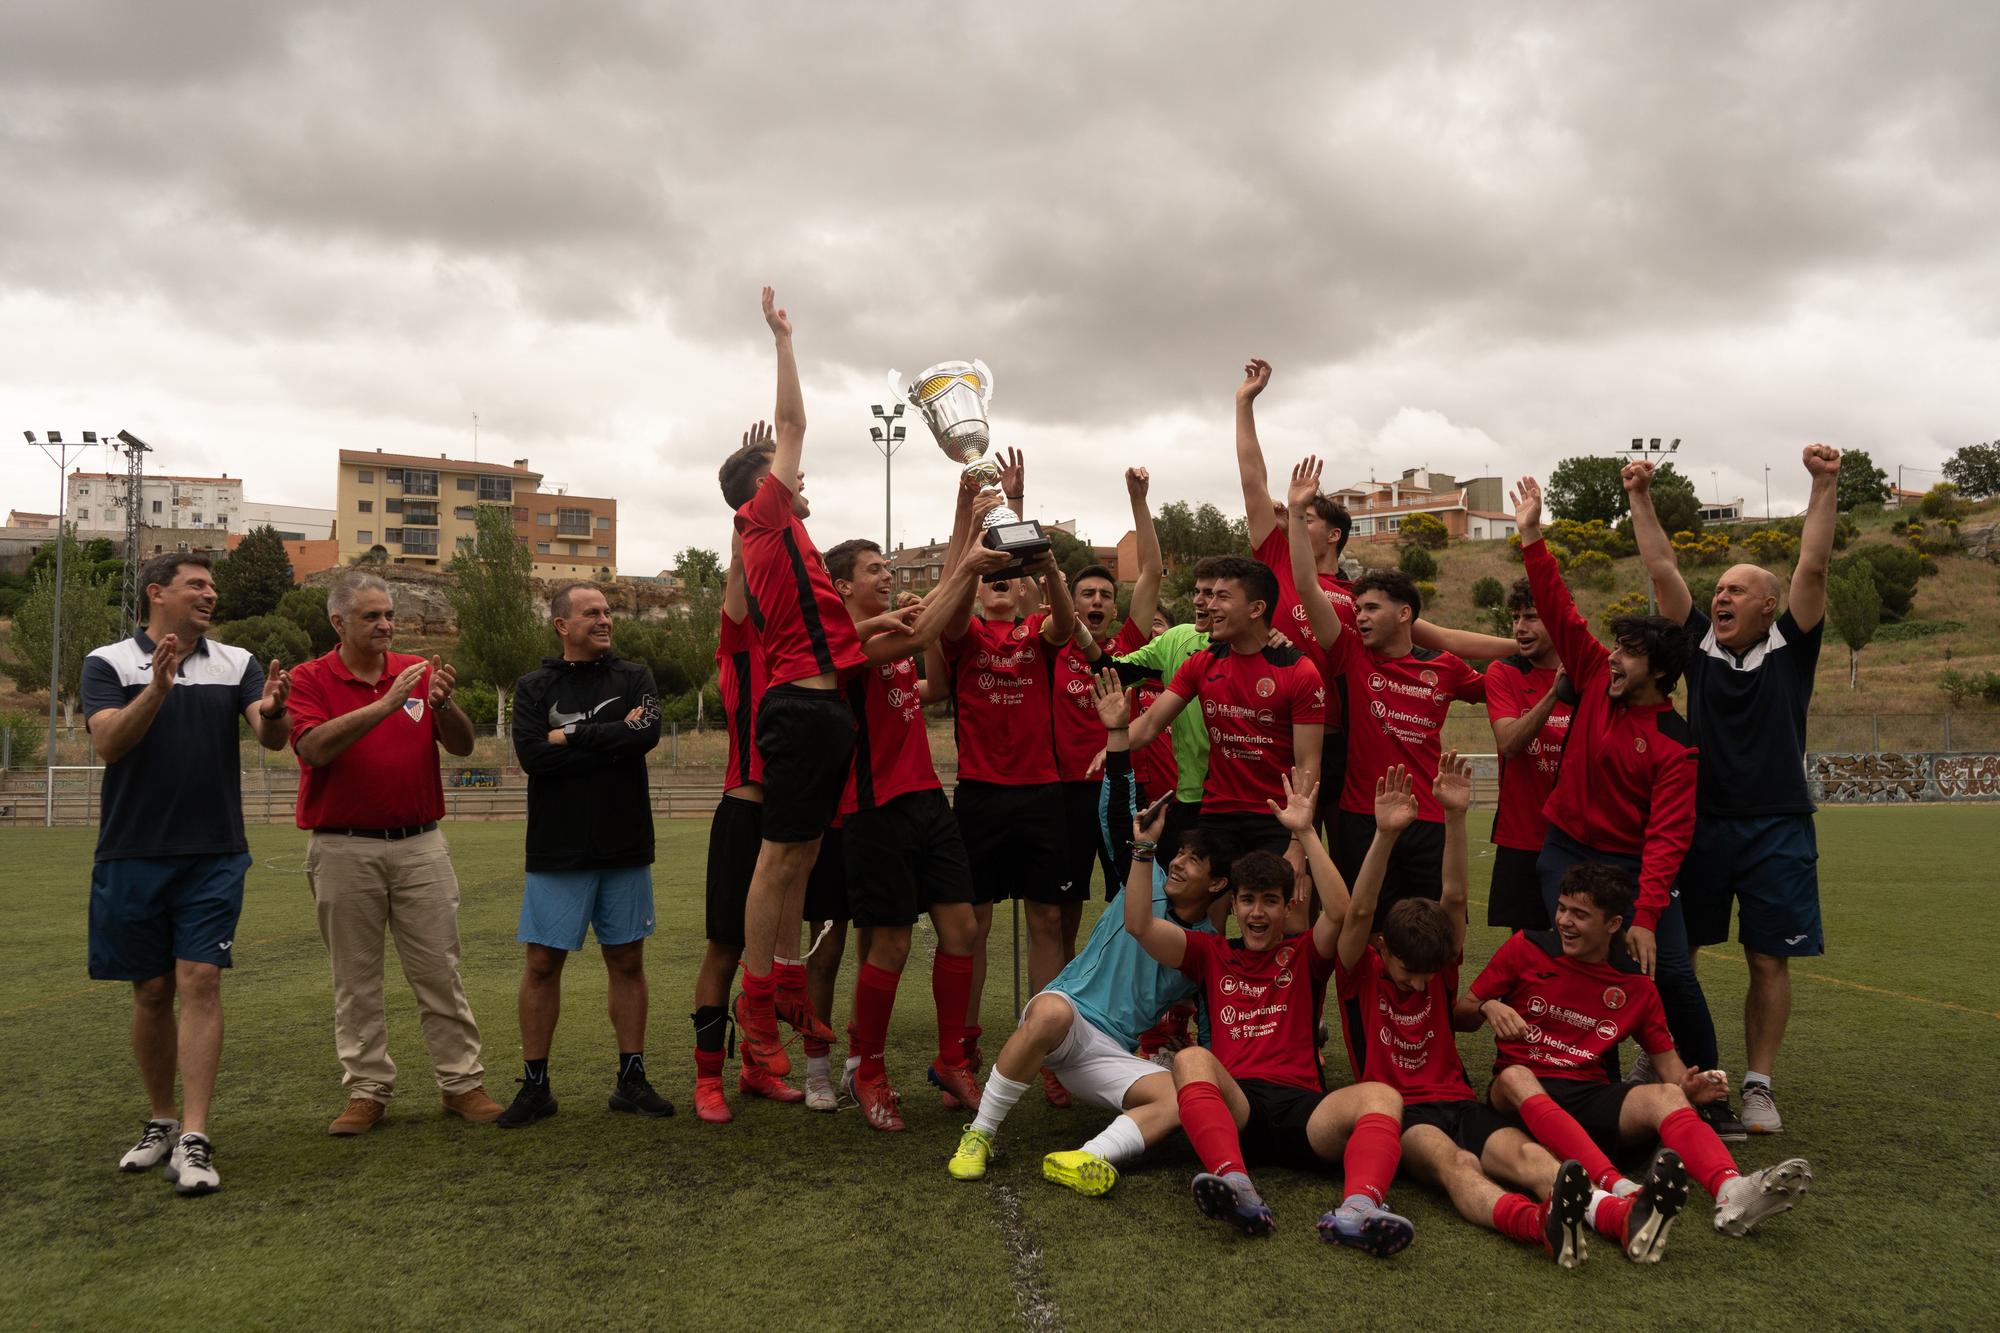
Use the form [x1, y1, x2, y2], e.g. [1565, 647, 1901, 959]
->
[888, 360, 1049, 583]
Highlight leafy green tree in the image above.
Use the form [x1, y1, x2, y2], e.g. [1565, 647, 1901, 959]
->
[674, 546, 725, 590]
[1649, 464, 1703, 536]
[1398, 512, 1449, 551]
[1471, 576, 1506, 609]
[1546, 456, 1626, 525]
[1833, 543, 1924, 622]
[1397, 545, 1437, 579]
[1834, 448, 1891, 512]
[212, 614, 311, 668]
[447, 506, 549, 739]
[1047, 528, 1099, 584]
[1154, 500, 1248, 564]
[1825, 561, 1881, 689]
[1918, 483, 1966, 520]
[2, 528, 122, 727]
[1942, 442, 2000, 500]
[213, 525, 294, 620]
[277, 586, 337, 655]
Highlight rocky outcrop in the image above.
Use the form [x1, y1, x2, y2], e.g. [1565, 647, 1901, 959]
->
[302, 565, 685, 635]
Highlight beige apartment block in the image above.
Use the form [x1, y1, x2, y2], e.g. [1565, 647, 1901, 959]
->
[336, 450, 618, 579]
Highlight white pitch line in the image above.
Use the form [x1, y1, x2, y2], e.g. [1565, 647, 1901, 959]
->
[992, 1183, 1064, 1333]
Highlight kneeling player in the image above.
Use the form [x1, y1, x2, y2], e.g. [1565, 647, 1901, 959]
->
[948, 677, 1235, 1192]
[1460, 863, 1814, 1241]
[1127, 769, 1412, 1255]
[1343, 761, 1686, 1266]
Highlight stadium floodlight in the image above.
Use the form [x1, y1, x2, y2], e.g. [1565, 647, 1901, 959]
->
[46, 430, 62, 444]
[82, 431, 98, 443]
[870, 401, 908, 556]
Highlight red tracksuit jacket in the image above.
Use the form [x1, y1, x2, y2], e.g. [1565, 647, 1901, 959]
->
[1523, 538, 1697, 932]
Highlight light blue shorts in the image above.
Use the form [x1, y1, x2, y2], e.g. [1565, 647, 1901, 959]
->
[518, 867, 656, 951]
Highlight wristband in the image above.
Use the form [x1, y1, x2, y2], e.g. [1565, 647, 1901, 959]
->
[1131, 838, 1158, 854]
[1130, 851, 1156, 864]
[1106, 725, 1129, 732]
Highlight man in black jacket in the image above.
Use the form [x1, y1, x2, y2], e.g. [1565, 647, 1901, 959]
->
[499, 582, 668, 1127]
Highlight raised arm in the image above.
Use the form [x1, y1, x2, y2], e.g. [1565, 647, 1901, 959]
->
[1236, 358, 1279, 549]
[722, 529, 749, 623]
[1790, 444, 1841, 631]
[1413, 621, 1518, 662]
[1434, 751, 1471, 958]
[1340, 766, 1415, 969]
[1034, 550, 1077, 646]
[1514, 477, 1607, 683]
[1105, 675, 1188, 967]
[1489, 672, 1563, 759]
[762, 287, 805, 491]
[1124, 466, 1164, 636]
[1622, 460, 1692, 624]
[1286, 457, 1343, 648]
[863, 537, 1013, 663]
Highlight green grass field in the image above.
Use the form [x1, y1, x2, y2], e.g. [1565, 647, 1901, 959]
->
[4, 810, 1997, 1330]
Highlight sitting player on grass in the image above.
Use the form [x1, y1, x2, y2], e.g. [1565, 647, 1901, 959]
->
[1458, 863, 1814, 1241]
[947, 671, 1235, 1195]
[1127, 764, 1413, 1256]
[1341, 759, 1687, 1267]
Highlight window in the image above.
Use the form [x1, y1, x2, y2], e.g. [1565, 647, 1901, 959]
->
[386, 468, 401, 483]
[512, 507, 529, 522]
[478, 477, 512, 502]
[193, 512, 203, 525]
[358, 500, 373, 513]
[536, 512, 551, 526]
[536, 542, 551, 554]
[357, 469, 374, 484]
[595, 516, 610, 530]
[454, 506, 474, 520]
[402, 529, 439, 555]
[77, 508, 89, 521]
[386, 498, 402, 513]
[357, 529, 374, 543]
[596, 545, 609, 557]
[403, 469, 439, 496]
[403, 503, 438, 526]
[151, 500, 162, 515]
[385, 527, 403, 542]
[557, 507, 591, 536]
[78, 484, 90, 495]
[456, 536, 474, 552]
[456, 477, 475, 492]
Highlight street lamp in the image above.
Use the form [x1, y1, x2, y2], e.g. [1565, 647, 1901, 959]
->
[869, 402, 907, 556]
[24, 429, 99, 804]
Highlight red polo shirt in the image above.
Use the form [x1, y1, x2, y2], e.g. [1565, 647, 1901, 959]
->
[289, 649, 447, 829]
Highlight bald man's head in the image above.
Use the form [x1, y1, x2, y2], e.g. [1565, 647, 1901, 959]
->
[1711, 563, 1784, 650]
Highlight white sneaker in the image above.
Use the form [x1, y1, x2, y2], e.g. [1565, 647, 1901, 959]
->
[805, 1073, 838, 1113]
[163, 1133, 220, 1196]
[1714, 1157, 1811, 1236]
[1624, 1051, 1655, 1085]
[118, 1118, 180, 1173]
[1740, 1083, 1783, 1134]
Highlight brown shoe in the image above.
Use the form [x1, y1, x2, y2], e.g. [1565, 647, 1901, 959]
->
[328, 1096, 386, 1136]
[442, 1086, 505, 1123]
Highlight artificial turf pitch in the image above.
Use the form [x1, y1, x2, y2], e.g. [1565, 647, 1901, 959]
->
[3, 808, 1996, 1330]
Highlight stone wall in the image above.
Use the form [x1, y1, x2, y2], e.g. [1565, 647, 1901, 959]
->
[300, 564, 686, 635]
[1807, 751, 2000, 803]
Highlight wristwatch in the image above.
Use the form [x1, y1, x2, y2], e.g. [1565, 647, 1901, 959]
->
[563, 722, 578, 738]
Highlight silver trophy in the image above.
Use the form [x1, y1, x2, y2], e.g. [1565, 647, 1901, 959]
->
[887, 360, 1048, 582]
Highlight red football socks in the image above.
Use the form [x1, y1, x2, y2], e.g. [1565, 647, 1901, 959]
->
[1491, 1191, 1546, 1247]
[693, 1049, 724, 1080]
[1519, 1093, 1620, 1191]
[1590, 1192, 1634, 1242]
[773, 959, 806, 998]
[849, 962, 902, 1080]
[1660, 1106, 1741, 1196]
[964, 1026, 984, 1065]
[1342, 1112, 1403, 1206]
[1176, 1082, 1245, 1178]
[932, 952, 973, 1067]
[741, 964, 776, 1020]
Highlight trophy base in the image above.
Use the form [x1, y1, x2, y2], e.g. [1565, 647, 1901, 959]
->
[981, 519, 1051, 584]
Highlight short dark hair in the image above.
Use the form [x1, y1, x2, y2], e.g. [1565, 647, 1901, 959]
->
[1353, 569, 1422, 616]
[1203, 555, 1279, 625]
[1068, 564, 1116, 594]
[1190, 555, 1234, 584]
[137, 552, 213, 624]
[550, 581, 603, 619]
[1309, 495, 1354, 559]
[1176, 827, 1237, 894]
[1153, 604, 1179, 628]
[1381, 899, 1456, 973]
[1558, 862, 1637, 926]
[1608, 614, 1693, 695]
[1505, 576, 1536, 614]
[823, 538, 881, 584]
[717, 440, 775, 510]
[1230, 850, 1292, 897]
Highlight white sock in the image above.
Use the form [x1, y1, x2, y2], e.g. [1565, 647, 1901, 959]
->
[1744, 1071, 1771, 1090]
[973, 1071, 1031, 1137]
[1586, 1190, 1615, 1231]
[843, 1055, 861, 1077]
[1078, 1113, 1147, 1166]
[807, 1055, 830, 1081]
[1611, 1177, 1641, 1199]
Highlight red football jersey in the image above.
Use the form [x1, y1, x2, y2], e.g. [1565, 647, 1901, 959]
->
[1470, 931, 1674, 1084]
[1165, 642, 1326, 815]
[1178, 930, 1335, 1092]
[1322, 631, 1485, 821]
[716, 605, 767, 790]
[841, 652, 939, 815]
[732, 473, 865, 689]
[1335, 945, 1474, 1105]
[1484, 655, 1573, 851]
[289, 651, 445, 829]
[1045, 617, 1149, 782]
[1254, 528, 1358, 651]
[942, 615, 1059, 786]
[1131, 677, 1179, 801]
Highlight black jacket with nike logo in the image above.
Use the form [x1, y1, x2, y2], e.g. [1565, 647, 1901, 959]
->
[512, 653, 661, 871]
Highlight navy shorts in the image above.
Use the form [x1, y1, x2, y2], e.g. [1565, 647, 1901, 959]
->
[1403, 1098, 1512, 1158]
[1681, 814, 1823, 956]
[88, 852, 252, 981]
[518, 867, 656, 951]
[1488, 844, 1551, 931]
[842, 788, 976, 927]
[704, 793, 763, 949]
[1239, 1078, 1329, 1171]
[805, 825, 848, 925]
[755, 684, 856, 844]
[953, 779, 1066, 905]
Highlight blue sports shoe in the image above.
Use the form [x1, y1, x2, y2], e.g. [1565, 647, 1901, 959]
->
[1316, 1200, 1415, 1258]
[1191, 1172, 1274, 1238]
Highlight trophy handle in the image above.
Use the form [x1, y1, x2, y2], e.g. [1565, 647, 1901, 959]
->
[972, 359, 995, 406]
[886, 368, 904, 400]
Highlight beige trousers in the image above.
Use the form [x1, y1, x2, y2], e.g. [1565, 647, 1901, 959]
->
[305, 829, 484, 1101]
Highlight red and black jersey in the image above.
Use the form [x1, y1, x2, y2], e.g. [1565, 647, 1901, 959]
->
[1322, 631, 1485, 821]
[943, 615, 1059, 786]
[716, 601, 767, 790]
[1165, 641, 1326, 815]
[1485, 654, 1573, 852]
[1470, 930, 1673, 1083]
[1049, 619, 1149, 782]
[1178, 930, 1336, 1093]
[841, 652, 939, 815]
[1132, 677, 1179, 800]
[733, 472, 865, 688]
[1254, 528, 1358, 661]
[1524, 539, 1698, 932]
[1335, 945, 1474, 1105]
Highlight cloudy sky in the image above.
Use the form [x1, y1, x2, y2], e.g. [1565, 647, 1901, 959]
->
[3, 1, 1996, 573]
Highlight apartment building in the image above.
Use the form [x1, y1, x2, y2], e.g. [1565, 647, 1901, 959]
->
[336, 449, 617, 578]
[1327, 467, 1516, 542]
[67, 471, 243, 533]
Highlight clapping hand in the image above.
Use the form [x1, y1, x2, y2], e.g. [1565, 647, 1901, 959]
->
[427, 657, 458, 708]
[261, 659, 292, 719]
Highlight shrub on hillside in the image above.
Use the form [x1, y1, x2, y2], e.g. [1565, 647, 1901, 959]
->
[0, 709, 44, 764]
[1546, 518, 1633, 559]
[1672, 531, 1731, 567]
[212, 614, 312, 668]
[1741, 529, 1800, 563]
[1876, 619, 1963, 642]
[1834, 543, 1926, 622]
[1685, 573, 1718, 614]
[1598, 591, 1651, 637]
[1920, 483, 1968, 520]
[1905, 520, 1961, 559]
[1398, 545, 1437, 580]
[457, 681, 498, 726]
[1471, 576, 1506, 609]
[1415, 581, 1439, 605]
[1568, 549, 1616, 590]
[1398, 513, 1449, 551]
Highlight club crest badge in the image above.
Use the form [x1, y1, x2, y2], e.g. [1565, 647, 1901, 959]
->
[1255, 677, 1276, 697]
[404, 697, 426, 723]
[1603, 986, 1626, 1010]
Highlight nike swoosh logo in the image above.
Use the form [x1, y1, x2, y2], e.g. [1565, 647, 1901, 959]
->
[549, 698, 620, 727]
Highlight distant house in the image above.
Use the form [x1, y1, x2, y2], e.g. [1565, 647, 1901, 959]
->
[1328, 468, 1516, 542]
